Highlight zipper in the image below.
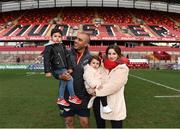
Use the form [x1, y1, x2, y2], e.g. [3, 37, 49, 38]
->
[54, 44, 65, 67]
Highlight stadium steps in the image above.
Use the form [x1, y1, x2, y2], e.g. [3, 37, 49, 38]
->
[54, 8, 64, 24]
[168, 16, 179, 26]
[141, 25, 154, 37]
[94, 8, 98, 18]
[128, 11, 139, 24]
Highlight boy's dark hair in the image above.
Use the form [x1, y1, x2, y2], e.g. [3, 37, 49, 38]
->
[89, 55, 101, 67]
[51, 28, 63, 36]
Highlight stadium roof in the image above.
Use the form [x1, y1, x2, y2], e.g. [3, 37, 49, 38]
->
[0, 0, 180, 4]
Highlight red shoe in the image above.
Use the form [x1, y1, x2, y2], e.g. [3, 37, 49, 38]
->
[69, 96, 82, 104]
[57, 98, 70, 106]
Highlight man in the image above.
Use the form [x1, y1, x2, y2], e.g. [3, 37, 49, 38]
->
[58, 31, 92, 128]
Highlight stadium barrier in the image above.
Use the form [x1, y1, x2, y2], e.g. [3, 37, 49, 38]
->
[0, 64, 44, 70]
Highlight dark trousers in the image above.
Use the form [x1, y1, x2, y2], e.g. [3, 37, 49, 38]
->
[99, 96, 107, 107]
[93, 97, 123, 128]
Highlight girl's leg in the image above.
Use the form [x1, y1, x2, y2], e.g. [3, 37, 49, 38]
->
[99, 96, 107, 107]
[93, 97, 106, 128]
[99, 96, 112, 113]
[111, 120, 123, 128]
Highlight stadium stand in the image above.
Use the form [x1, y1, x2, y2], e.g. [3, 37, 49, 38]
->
[0, 0, 180, 69]
[18, 8, 60, 24]
[97, 8, 133, 24]
[61, 8, 95, 24]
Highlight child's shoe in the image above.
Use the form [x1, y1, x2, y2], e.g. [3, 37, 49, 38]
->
[69, 96, 82, 104]
[102, 106, 112, 113]
[57, 98, 70, 106]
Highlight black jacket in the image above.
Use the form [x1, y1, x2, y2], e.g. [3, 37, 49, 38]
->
[43, 42, 72, 74]
[59, 47, 92, 110]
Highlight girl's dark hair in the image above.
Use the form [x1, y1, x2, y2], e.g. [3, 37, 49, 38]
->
[51, 28, 63, 36]
[89, 55, 101, 67]
[105, 45, 122, 57]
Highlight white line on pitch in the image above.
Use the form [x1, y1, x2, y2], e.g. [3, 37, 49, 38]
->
[25, 72, 35, 76]
[25, 72, 44, 76]
[154, 95, 180, 98]
[130, 74, 180, 93]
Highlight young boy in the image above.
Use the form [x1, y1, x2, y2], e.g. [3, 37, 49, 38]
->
[44, 28, 81, 106]
[83, 56, 112, 113]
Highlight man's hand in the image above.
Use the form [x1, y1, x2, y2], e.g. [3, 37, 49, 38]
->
[45, 72, 52, 77]
[59, 72, 71, 80]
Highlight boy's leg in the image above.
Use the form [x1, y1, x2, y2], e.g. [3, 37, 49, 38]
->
[59, 80, 66, 98]
[66, 77, 75, 96]
[57, 80, 70, 106]
[54, 68, 67, 98]
[67, 77, 82, 104]
[99, 96, 108, 107]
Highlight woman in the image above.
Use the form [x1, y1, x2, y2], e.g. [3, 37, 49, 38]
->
[92, 45, 129, 128]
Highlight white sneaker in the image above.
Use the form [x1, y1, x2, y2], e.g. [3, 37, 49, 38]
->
[64, 108, 70, 111]
[102, 106, 112, 113]
[87, 96, 96, 109]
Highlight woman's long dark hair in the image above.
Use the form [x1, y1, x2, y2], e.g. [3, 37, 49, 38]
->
[105, 45, 122, 57]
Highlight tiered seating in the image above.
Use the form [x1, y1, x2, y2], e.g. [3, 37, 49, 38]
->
[0, 11, 22, 24]
[0, 7, 179, 42]
[18, 8, 59, 24]
[61, 8, 95, 24]
[169, 13, 180, 32]
[169, 13, 180, 23]
[97, 8, 133, 24]
[133, 10, 179, 35]
[0, 11, 23, 28]
[133, 10, 174, 27]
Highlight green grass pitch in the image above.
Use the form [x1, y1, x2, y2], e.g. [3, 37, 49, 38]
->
[0, 69, 180, 128]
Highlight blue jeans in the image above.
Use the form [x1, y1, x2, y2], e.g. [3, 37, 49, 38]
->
[53, 68, 75, 99]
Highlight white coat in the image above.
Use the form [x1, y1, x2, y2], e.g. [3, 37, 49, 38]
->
[95, 64, 129, 121]
[83, 64, 102, 95]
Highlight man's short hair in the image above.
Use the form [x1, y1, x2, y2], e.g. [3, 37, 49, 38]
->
[78, 31, 90, 44]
